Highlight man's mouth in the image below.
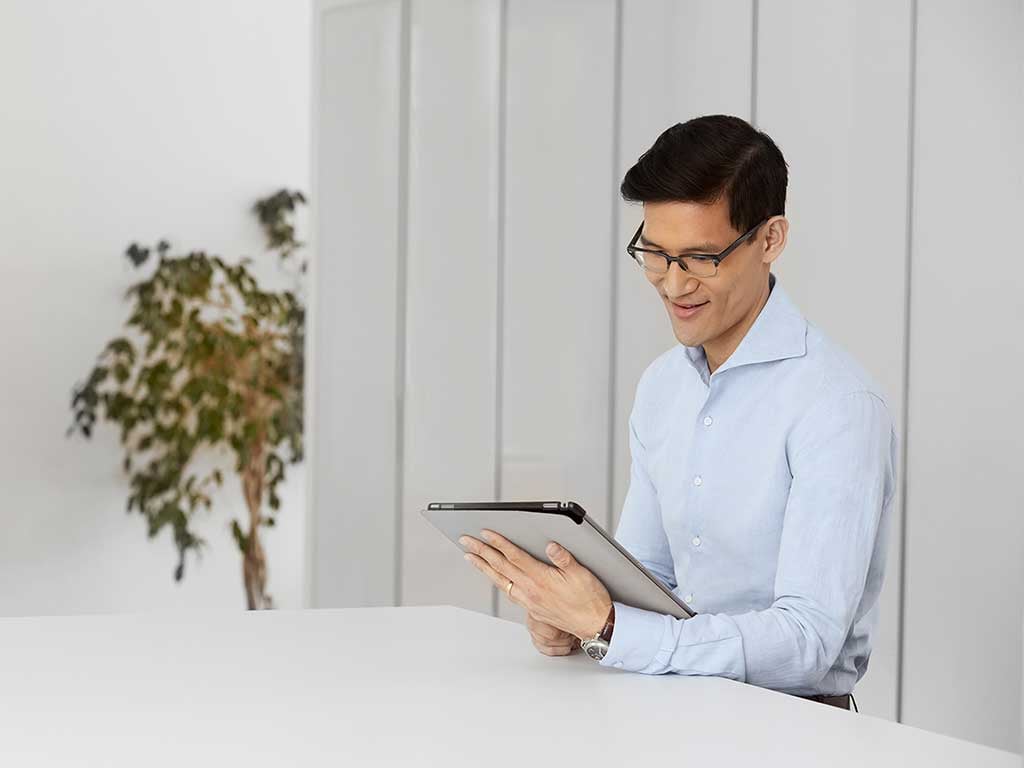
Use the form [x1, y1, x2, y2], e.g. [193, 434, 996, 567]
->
[668, 299, 709, 319]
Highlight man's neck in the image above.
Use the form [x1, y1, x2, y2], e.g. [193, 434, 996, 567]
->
[703, 278, 773, 375]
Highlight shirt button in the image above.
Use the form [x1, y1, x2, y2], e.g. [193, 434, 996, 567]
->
[692, 536, 702, 547]
[703, 416, 713, 427]
[685, 594, 694, 603]
[693, 476, 703, 487]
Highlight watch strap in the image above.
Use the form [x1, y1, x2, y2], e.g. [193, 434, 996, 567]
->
[598, 604, 615, 643]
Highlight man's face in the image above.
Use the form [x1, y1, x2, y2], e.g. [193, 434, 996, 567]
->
[639, 197, 780, 349]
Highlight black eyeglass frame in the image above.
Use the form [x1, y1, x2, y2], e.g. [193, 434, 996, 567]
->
[626, 217, 771, 276]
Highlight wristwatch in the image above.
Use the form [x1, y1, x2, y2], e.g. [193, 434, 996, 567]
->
[580, 604, 615, 661]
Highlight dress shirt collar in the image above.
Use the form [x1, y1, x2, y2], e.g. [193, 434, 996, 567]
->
[680, 273, 808, 380]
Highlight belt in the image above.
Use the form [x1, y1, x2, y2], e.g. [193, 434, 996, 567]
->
[798, 693, 858, 712]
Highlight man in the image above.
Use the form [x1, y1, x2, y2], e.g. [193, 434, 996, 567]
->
[459, 114, 897, 711]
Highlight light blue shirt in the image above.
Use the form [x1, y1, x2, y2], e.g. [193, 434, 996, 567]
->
[602, 274, 898, 697]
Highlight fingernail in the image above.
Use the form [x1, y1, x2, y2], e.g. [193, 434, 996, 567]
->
[463, 553, 472, 561]
[480, 531, 491, 542]
[458, 536, 469, 547]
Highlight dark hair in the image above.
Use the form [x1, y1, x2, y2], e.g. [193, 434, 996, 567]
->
[620, 115, 788, 233]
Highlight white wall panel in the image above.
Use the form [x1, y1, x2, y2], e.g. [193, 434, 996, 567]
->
[902, 0, 1024, 752]
[612, 0, 754, 534]
[756, 0, 913, 721]
[400, 0, 502, 612]
[312, 0, 403, 607]
[498, 0, 618, 622]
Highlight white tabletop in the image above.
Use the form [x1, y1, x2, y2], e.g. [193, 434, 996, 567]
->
[0, 606, 1016, 767]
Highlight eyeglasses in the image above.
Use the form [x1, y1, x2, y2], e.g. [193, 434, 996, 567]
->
[627, 218, 769, 278]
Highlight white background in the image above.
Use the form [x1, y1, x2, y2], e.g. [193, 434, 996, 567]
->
[0, 0, 1020, 756]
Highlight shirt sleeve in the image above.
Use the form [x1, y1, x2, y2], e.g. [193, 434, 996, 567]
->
[600, 390, 897, 692]
[612, 386, 677, 591]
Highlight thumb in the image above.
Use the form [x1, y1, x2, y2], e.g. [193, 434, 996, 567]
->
[546, 542, 574, 569]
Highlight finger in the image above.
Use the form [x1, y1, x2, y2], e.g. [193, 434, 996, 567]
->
[531, 623, 562, 642]
[532, 635, 573, 653]
[537, 646, 573, 657]
[463, 552, 526, 606]
[527, 615, 565, 642]
[479, 530, 549, 581]
[459, 535, 528, 585]
[544, 541, 577, 571]
[533, 639, 576, 656]
[534, 635, 575, 653]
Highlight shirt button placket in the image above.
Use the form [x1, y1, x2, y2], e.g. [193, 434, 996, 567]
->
[688, 406, 711, 612]
[693, 411, 709, 496]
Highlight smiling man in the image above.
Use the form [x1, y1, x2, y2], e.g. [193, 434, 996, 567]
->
[460, 114, 897, 712]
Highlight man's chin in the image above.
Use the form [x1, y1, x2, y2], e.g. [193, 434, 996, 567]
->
[670, 321, 705, 348]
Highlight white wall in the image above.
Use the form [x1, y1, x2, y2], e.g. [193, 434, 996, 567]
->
[0, 0, 311, 615]
[312, 0, 1023, 753]
[901, 0, 1024, 751]
[5, 0, 1016, 754]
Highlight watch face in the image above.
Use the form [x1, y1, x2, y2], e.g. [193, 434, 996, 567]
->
[583, 639, 609, 661]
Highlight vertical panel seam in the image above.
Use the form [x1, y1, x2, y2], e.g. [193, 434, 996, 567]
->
[605, 0, 624, 533]
[394, 0, 411, 607]
[896, 0, 919, 725]
[492, 0, 509, 618]
[307, 0, 323, 609]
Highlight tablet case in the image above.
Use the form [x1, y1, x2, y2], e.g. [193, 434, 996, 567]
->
[421, 500, 695, 620]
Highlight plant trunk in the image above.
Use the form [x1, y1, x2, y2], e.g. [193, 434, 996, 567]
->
[241, 442, 272, 610]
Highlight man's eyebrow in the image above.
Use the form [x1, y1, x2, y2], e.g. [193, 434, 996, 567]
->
[638, 233, 721, 253]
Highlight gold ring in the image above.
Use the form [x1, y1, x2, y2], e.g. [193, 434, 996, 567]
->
[506, 580, 514, 596]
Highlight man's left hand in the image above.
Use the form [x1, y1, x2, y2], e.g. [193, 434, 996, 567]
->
[459, 530, 613, 641]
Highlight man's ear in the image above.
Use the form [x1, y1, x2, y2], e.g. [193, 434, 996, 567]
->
[761, 215, 788, 267]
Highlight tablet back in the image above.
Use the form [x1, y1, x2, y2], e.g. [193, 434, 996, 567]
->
[421, 501, 694, 620]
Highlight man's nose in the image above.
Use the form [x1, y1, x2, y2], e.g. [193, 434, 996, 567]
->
[662, 261, 700, 297]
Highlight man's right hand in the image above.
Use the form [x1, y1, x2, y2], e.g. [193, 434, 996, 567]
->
[526, 612, 580, 656]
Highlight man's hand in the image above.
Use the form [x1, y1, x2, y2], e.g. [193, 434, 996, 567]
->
[526, 613, 580, 656]
[458, 529, 613, 641]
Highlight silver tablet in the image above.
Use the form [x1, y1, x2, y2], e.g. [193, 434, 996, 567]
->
[422, 500, 695, 620]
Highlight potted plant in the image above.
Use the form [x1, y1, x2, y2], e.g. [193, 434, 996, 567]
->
[69, 190, 307, 609]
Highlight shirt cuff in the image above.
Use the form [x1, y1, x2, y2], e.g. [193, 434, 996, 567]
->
[598, 601, 667, 672]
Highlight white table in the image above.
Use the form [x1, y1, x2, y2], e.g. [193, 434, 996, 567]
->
[0, 606, 1017, 767]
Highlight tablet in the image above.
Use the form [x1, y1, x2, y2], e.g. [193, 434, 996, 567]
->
[421, 500, 695, 620]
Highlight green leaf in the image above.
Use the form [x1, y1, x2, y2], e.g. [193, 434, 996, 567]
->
[125, 243, 150, 267]
[230, 520, 248, 552]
